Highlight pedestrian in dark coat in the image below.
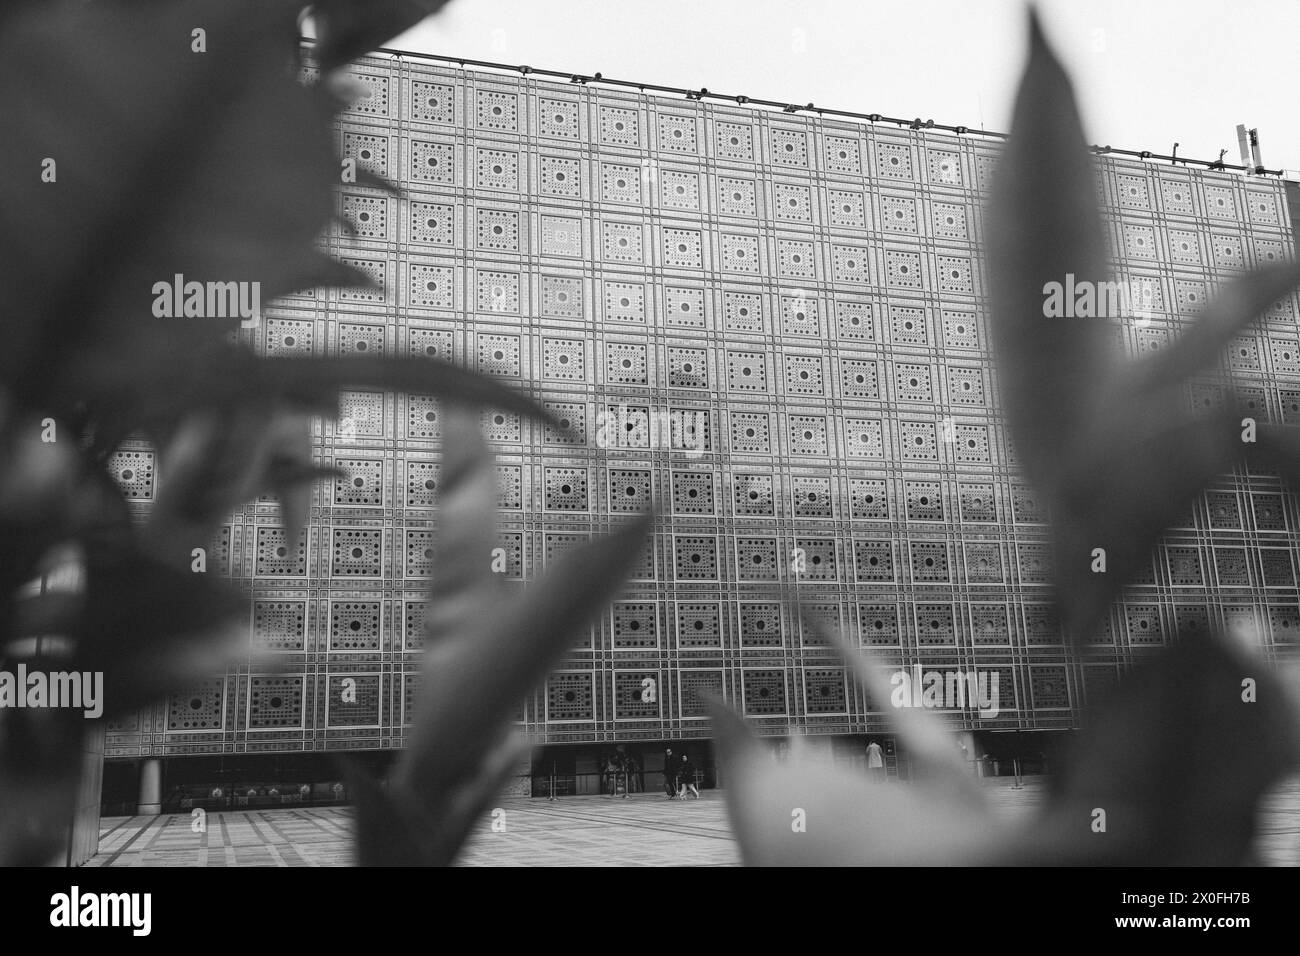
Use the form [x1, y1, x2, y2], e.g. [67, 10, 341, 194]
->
[677, 754, 699, 799]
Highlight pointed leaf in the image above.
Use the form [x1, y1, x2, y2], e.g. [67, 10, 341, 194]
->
[984, 11, 1256, 640]
[803, 607, 985, 803]
[312, 0, 456, 73]
[1022, 630, 1300, 865]
[74, 549, 248, 717]
[398, 511, 653, 810]
[707, 698, 1001, 866]
[256, 356, 563, 431]
[0, 1, 336, 402]
[1132, 262, 1300, 392]
[985, 8, 1114, 471]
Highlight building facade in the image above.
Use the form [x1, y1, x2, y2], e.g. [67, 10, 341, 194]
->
[103, 51, 1300, 795]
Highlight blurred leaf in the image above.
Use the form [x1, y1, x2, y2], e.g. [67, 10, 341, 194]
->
[0, 709, 83, 866]
[984, 11, 1300, 641]
[145, 406, 314, 563]
[1133, 262, 1300, 393]
[61, 342, 561, 466]
[0, 0, 569, 868]
[354, 168, 401, 195]
[261, 412, 321, 541]
[12, 591, 82, 637]
[717, 604, 1300, 866]
[352, 408, 653, 865]
[0, 1, 339, 407]
[255, 356, 562, 429]
[1248, 423, 1300, 491]
[985, 11, 1113, 454]
[73, 547, 248, 718]
[1022, 629, 1300, 864]
[0, 417, 85, 593]
[311, 0, 457, 73]
[805, 607, 984, 802]
[270, 461, 341, 541]
[707, 700, 1000, 866]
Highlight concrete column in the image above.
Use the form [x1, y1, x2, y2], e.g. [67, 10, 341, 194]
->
[137, 758, 162, 816]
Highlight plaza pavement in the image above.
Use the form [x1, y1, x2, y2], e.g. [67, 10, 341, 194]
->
[84, 773, 1300, 867]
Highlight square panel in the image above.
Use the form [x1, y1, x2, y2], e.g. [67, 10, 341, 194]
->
[783, 354, 825, 396]
[904, 480, 944, 521]
[736, 537, 780, 581]
[668, 346, 709, 388]
[333, 458, 383, 506]
[733, 473, 775, 515]
[840, 357, 881, 399]
[248, 676, 303, 729]
[909, 541, 951, 583]
[835, 301, 876, 341]
[804, 668, 848, 714]
[255, 527, 307, 576]
[614, 671, 661, 719]
[168, 680, 225, 731]
[858, 604, 900, 646]
[547, 673, 594, 721]
[727, 350, 769, 392]
[792, 475, 833, 519]
[845, 418, 885, 459]
[410, 80, 456, 124]
[605, 341, 649, 385]
[329, 601, 381, 651]
[673, 536, 719, 581]
[253, 602, 306, 652]
[671, 470, 715, 514]
[959, 483, 998, 522]
[853, 539, 895, 582]
[331, 528, 383, 577]
[609, 469, 652, 513]
[730, 411, 772, 454]
[793, 538, 839, 581]
[676, 602, 721, 648]
[611, 602, 658, 649]
[543, 467, 589, 512]
[540, 274, 584, 321]
[742, 669, 788, 715]
[739, 602, 783, 647]
[915, 603, 955, 645]
[787, 414, 829, 455]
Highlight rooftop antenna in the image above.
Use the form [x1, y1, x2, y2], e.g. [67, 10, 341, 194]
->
[1236, 124, 1253, 175]
[1249, 128, 1265, 174]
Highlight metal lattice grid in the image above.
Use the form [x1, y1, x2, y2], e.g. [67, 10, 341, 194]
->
[103, 53, 1300, 759]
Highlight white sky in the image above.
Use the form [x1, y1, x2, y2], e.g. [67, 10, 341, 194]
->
[385, 0, 1300, 173]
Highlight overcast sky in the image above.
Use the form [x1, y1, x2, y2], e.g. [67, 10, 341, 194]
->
[382, 0, 1300, 174]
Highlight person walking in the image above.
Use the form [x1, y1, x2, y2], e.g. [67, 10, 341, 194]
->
[866, 740, 886, 782]
[603, 753, 618, 796]
[625, 752, 641, 794]
[677, 754, 700, 799]
[663, 747, 677, 798]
